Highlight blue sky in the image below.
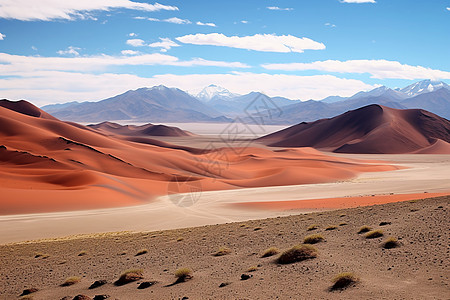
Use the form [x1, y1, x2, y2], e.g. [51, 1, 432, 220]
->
[0, 0, 449, 105]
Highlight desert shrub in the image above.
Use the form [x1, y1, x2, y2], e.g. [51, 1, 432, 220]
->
[213, 247, 231, 256]
[303, 234, 324, 244]
[307, 224, 319, 231]
[277, 244, 318, 264]
[325, 225, 337, 231]
[261, 247, 280, 258]
[135, 249, 148, 256]
[357, 226, 371, 234]
[339, 222, 347, 226]
[174, 268, 193, 281]
[177, 237, 184, 242]
[383, 237, 399, 249]
[78, 250, 87, 256]
[115, 268, 144, 285]
[331, 272, 358, 290]
[365, 230, 383, 239]
[34, 253, 49, 259]
[61, 276, 81, 286]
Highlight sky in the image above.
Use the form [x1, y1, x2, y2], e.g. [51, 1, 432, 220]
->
[0, 0, 450, 106]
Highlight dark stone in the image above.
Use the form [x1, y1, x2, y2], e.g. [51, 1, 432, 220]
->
[21, 288, 39, 296]
[379, 221, 392, 226]
[241, 274, 252, 280]
[89, 280, 107, 289]
[219, 282, 231, 288]
[137, 281, 157, 289]
[93, 295, 110, 300]
[73, 295, 92, 300]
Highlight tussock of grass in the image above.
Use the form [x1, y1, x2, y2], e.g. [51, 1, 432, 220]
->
[383, 237, 399, 249]
[213, 247, 231, 256]
[365, 230, 383, 239]
[177, 237, 184, 242]
[307, 224, 319, 231]
[339, 222, 347, 226]
[115, 268, 144, 285]
[277, 244, 318, 264]
[174, 268, 193, 281]
[34, 253, 49, 259]
[77, 250, 87, 256]
[247, 266, 258, 272]
[357, 226, 371, 234]
[303, 234, 324, 244]
[261, 247, 280, 258]
[61, 276, 81, 286]
[325, 225, 337, 231]
[135, 249, 148, 256]
[331, 272, 358, 290]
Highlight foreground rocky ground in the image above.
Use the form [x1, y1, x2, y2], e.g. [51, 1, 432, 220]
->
[0, 196, 448, 300]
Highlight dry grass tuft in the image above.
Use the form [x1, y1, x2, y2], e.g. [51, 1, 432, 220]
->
[77, 250, 87, 256]
[277, 244, 318, 264]
[61, 276, 81, 286]
[357, 225, 371, 234]
[307, 224, 319, 231]
[365, 230, 383, 239]
[34, 253, 49, 259]
[383, 237, 400, 249]
[177, 237, 184, 242]
[261, 247, 280, 258]
[325, 225, 337, 231]
[331, 272, 358, 290]
[303, 234, 324, 244]
[115, 268, 144, 286]
[135, 249, 148, 256]
[213, 247, 231, 256]
[247, 266, 258, 272]
[174, 268, 193, 282]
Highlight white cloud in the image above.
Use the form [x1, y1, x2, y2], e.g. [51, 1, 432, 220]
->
[121, 49, 140, 55]
[196, 21, 216, 27]
[325, 22, 336, 27]
[0, 0, 178, 21]
[340, 0, 376, 3]
[145, 17, 191, 24]
[0, 32, 5, 40]
[446, 7, 450, 11]
[267, 6, 293, 11]
[148, 38, 180, 50]
[126, 38, 145, 47]
[128, 32, 137, 37]
[176, 33, 325, 53]
[0, 52, 249, 75]
[57, 46, 81, 56]
[262, 59, 450, 80]
[240, 20, 248, 24]
[31, 46, 38, 51]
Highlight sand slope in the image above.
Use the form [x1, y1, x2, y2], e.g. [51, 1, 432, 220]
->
[258, 104, 450, 154]
[0, 100, 399, 214]
[0, 196, 447, 299]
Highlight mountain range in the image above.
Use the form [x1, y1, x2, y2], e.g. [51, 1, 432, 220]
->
[40, 79, 450, 124]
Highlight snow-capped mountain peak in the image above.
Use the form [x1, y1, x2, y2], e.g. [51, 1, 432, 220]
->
[196, 84, 239, 102]
[400, 80, 449, 97]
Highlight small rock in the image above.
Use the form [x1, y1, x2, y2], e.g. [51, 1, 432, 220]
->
[219, 282, 231, 288]
[73, 295, 92, 300]
[89, 280, 107, 289]
[21, 288, 39, 296]
[241, 274, 252, 280]
[93, 295, 110, 300]
[181, 297, 189, 300]
[379, 221, 391, 226]
[137, 281, 157, 289]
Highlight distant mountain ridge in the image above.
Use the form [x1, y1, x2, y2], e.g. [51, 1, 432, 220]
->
[41, 80, 450, 124]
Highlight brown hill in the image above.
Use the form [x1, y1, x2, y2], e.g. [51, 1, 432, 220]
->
[88, 121, 194, 137]
[258, 104, 450, 154]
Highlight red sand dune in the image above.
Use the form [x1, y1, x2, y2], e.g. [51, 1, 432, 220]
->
[258, 104, 450, 154]
[0, 100, 401, 214]
[232, 192, 450, 211]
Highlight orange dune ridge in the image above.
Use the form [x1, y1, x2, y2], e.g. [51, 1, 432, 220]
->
[0, 100, 402, 215]
[231, 192, 450, 211]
